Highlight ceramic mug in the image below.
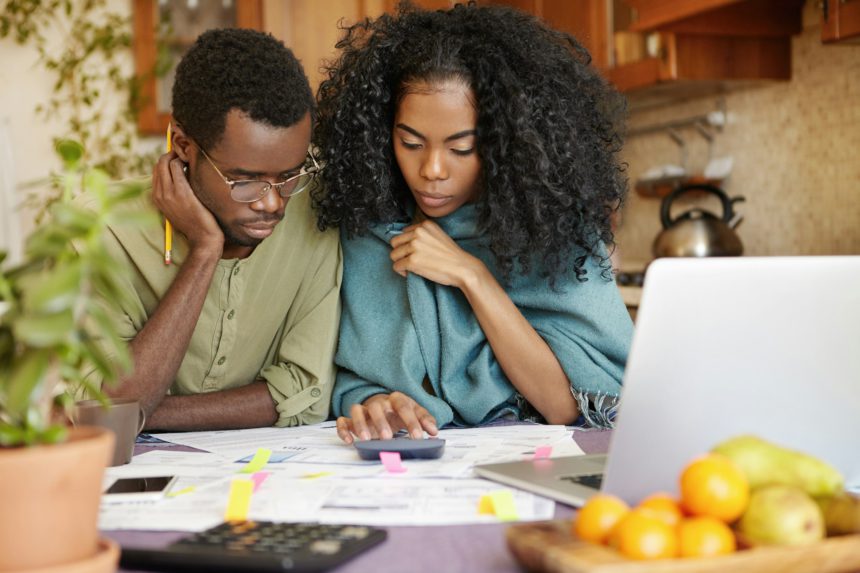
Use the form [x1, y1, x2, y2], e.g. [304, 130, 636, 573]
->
[72, 398, 146, 466]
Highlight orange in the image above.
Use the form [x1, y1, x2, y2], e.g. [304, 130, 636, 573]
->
[572, 494, 630, 544]
[637, 493, 684, 527]
[678, 516, 737, 557]
[608, 508, 679, 560]
[679, 453, 749, 523]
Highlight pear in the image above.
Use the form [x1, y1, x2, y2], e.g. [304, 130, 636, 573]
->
[738, 485, 825, 546]
[817, 492, 860, 536]
[712, 435, 844, 497]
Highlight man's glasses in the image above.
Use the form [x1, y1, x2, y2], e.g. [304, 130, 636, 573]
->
[197, 146, 321, 204]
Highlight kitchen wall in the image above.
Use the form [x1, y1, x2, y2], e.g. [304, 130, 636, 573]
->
[614, 2, 860, 269]
[0, 0, 140, 262]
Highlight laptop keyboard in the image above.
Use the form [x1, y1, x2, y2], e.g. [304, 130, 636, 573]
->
[559, 473, 603, 489]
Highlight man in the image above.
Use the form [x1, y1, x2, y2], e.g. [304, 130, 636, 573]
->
[88, 29, 341, 431]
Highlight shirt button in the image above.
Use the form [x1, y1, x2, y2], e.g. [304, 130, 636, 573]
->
[310, 387, 321, 398]
[227, 310, 235, 320]
[217, 356, 226, 365]
[233, 267, 240, 276]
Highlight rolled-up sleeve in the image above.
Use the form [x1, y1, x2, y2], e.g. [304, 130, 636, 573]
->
[261, 240, 342, 427]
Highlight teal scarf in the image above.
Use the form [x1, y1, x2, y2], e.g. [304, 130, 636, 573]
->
[332, 204, 633, 428]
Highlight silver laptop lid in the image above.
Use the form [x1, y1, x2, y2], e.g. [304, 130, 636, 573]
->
[603, 256, 860, 504]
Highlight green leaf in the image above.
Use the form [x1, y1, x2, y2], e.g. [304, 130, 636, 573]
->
[38, 424, 68, 444]
[55, 139, 84, 168]
[13, 311, 74, 347]
[0, 424, 28, 447]
[82, 337, 118, 381]
[22, 261, 83, 313]
[84, 168, 110, 198]
[50, 202, 98, 235]
[107, 209, 157, 229]
[5, 349, 51, 418]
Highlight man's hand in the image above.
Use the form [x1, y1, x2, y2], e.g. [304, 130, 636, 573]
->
[152, 151, 224, 254]
[389, 220, 485, 289]
[336, 392, 438, 444]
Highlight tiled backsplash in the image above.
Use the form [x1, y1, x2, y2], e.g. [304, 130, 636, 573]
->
[613, 3, 860, 268]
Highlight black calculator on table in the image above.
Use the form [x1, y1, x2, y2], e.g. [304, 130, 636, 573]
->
[120, 521, 387, 572]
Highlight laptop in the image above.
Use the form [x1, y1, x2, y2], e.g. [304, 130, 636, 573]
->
[474, 256, 860, 506]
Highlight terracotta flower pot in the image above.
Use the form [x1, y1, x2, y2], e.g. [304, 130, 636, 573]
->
[0, 426, 115, 571]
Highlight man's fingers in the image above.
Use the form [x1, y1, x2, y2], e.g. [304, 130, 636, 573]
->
[152, 152, 175, 205]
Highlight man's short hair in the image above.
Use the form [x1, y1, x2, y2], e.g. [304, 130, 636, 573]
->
[172, 28, 314, 150]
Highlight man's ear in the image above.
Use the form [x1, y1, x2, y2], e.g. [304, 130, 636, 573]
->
[170, 122, 194, 162]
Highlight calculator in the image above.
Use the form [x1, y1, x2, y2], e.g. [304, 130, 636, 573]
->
[119, 521, 387, 572]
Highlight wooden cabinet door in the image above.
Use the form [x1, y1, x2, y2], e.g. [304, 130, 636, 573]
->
[480, 0, 609, 69]
[822, 0, 860, 43]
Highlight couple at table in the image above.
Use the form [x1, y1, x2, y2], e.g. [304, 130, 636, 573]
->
[85, 4, 632, 442]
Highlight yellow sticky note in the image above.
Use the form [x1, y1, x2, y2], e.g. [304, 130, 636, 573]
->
[238, 448, 272, 474]
[167, 486, 196, 498]
[478, 494, 495, 515]
[489, 490, 519, 522]
[224, 479, 253, 522]
[302, 472, 333, 480]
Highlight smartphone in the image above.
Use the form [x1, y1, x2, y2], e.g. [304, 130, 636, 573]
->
[103, 476, 178, 502]
[354, 438, 445, 461]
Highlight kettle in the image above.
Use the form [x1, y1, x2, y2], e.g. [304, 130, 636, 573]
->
[652, 184, 745, 258]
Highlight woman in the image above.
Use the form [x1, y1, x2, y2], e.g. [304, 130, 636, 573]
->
[312, 2, 633, 443]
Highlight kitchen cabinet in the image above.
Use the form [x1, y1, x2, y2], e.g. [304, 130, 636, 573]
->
[132, 0, 264, 135]
[821, 0, 860, 43]
[484, 0, 804, 109]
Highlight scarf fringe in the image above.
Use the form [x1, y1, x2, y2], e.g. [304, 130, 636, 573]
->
[572, 388, 619, 429]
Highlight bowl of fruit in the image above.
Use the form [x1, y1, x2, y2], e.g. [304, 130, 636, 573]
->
[506, 435, 860, 573]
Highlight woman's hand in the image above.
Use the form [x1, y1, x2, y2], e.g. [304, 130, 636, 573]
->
[389, 220, 485, 288]
[151, 151, 224, 255]
[335, 392, 438, 444]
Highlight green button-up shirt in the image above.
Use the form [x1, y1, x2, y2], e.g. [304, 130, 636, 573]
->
[81, 186, 342, 426]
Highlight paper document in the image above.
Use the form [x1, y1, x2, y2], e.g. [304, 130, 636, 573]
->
[101, 423, 583, 531]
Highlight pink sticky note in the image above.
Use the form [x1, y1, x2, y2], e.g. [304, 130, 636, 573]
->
[250, 471, 271, 492]
[533, 445, 552, 460]
[379, 451, 407, 473]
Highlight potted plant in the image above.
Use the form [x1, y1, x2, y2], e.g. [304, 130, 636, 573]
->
[0, 140, 149, 571]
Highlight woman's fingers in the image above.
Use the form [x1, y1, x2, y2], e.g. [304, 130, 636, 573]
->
[416, 405, 439, 436]
[349, 403, 372, 441]
[390, 395, 424, 439]
[366, 399, 395, 440]
[335, 416, 355, 444]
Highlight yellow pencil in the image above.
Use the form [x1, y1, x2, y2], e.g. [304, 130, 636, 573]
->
[164, 123, 173, 265]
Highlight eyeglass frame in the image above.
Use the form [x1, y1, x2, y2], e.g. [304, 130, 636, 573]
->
[195, 144, 321, 204]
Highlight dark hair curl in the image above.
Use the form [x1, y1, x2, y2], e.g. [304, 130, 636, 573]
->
[313, 2, 627, 281]
[172, 28, 314, 151]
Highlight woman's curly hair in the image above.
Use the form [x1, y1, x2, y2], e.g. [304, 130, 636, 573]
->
[313, 2, 627, 281]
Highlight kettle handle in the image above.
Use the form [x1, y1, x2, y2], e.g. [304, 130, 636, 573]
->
[660, 184, 746, 229]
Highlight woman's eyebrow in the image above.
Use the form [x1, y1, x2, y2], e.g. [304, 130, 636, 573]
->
[395, 123, 476, 142]
[443, 129, 476, 142]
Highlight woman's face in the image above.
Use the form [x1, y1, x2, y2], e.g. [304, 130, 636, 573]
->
[393, 80, 481, 218]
